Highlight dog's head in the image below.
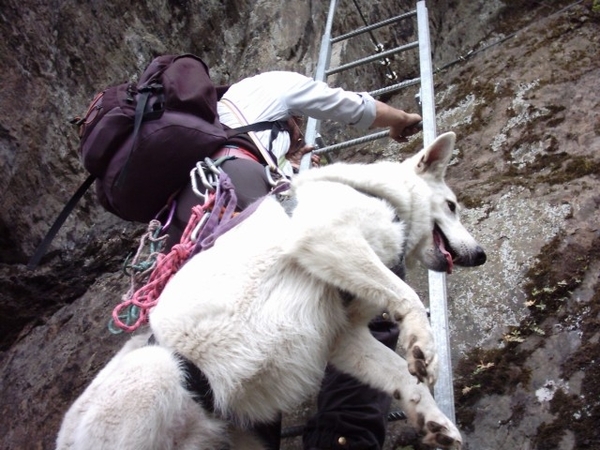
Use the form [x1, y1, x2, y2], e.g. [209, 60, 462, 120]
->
[403, 132, 486, 274]
[291, 132, 486, 274]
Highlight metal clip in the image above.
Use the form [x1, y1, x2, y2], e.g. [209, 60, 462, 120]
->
[190, 165, 208, 203]
[191, 211, 211, 242]
[265, 166, 286, 187]
[204, 157, 223, 177]
[199, 162, 216, 192]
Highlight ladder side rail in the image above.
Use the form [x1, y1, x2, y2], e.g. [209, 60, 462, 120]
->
[326, 41, 418, 76]
[331, 10, 417, 44]
[416, 1, 456, 424]
[301, 0, 338, 173]
[313, 0, 338, 84]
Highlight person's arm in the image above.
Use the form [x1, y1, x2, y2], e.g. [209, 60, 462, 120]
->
[371, 100, 422, 143]
[282, 74, 422, 142]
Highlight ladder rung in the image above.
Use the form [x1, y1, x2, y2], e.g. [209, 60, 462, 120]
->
[326, 41, 418, 76]
[368, 77, 421, 98]
[331, 10, 417, 44]
[314, 130, 389, 155]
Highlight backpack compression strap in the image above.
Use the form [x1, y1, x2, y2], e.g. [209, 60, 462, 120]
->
[27, 174, 96, 270]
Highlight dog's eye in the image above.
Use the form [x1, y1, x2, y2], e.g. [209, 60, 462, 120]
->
[447, 201, 456, 213]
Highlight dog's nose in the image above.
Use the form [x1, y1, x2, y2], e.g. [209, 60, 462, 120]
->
[474, 246, 487, 266]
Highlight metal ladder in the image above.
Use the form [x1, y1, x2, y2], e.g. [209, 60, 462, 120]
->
[300, 0, 456, 424]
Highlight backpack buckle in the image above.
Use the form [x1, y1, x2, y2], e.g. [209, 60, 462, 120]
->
[138, 83, 165, 119]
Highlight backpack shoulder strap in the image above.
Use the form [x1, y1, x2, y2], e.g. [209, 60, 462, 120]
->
[219, 98, 287, 176]
[27, 174, 96, 270]
[226, 121, 278, 135]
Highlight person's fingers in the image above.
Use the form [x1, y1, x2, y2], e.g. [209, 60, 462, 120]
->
[389, 128, 408, 143]
[299, 144, 315, 155]
[407, 112, 423, 125]
[402, 121, 423, 137]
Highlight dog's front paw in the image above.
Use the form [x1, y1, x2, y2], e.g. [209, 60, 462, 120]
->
[403, 387, 462, 449]
[401, 327, 439, 387]
[407, 343, 438, 386]
[392, 291, 439, 386]
[421, 418, 463, 449]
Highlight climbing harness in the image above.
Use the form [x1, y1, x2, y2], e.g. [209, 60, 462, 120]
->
[147, 334, 216, 412]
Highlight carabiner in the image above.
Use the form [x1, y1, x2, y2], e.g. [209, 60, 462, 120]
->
[190, 166, 207, 202]
[204, 157, 223, 177]
[197, 161, 215, 192]
[265, 166, 280, 187]
[191, 211, 211, 242]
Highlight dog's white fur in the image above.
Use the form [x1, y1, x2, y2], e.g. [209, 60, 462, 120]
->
[56, 132, 485, 450]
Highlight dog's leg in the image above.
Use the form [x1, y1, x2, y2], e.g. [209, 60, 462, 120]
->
[329, 327, 462, 449]
[289, 181, 438, 385]
[289, 232, 437, 385]
[57, 342, 228, 450]
[346, 274, 439, 387]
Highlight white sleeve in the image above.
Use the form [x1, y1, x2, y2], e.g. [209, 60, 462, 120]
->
[219, 71, 377, 129]
[281, 74, 377, 130]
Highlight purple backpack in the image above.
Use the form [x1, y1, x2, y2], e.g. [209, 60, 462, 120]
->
[28, 54, 280, 268]
[78, 53, 277, 222]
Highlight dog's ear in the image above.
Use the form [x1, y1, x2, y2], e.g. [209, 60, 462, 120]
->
[415, 132, 456, 179]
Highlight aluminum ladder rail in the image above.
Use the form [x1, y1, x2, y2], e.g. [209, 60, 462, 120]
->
[300, 0, 456, 424]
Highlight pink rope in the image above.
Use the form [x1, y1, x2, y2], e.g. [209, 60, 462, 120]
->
[111, 197, 214, 332]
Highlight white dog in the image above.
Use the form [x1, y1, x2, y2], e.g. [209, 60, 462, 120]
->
[56, 131, 485, 450]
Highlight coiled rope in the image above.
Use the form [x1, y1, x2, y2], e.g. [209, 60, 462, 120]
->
[109, 160, 243, 333]
[110, 196, 215, 333]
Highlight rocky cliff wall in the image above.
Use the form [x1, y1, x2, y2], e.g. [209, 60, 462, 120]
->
[1, 1, 598, 449]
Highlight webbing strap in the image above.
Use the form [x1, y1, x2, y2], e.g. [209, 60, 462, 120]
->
[225, 121, 278, 136]
[116, 85, 158, 188]
[193, 172, 239, 254]
[27, 174, 96, 270]
[28, 86, 157, 270]
[191, 173, 290, 256]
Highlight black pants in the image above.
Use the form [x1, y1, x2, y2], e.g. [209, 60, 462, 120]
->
[167, 157, 401, 450]
[301, 316, 400, 450]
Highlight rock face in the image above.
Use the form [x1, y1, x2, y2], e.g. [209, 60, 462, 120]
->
[1, 1, 598, 449]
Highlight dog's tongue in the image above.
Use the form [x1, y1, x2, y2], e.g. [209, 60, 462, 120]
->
[433, 228, 453, 274]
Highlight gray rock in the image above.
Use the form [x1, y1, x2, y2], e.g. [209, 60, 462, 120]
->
[1, 1, 598, 449]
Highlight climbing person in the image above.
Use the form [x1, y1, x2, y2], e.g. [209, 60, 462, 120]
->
[164, 70, 422, 450]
